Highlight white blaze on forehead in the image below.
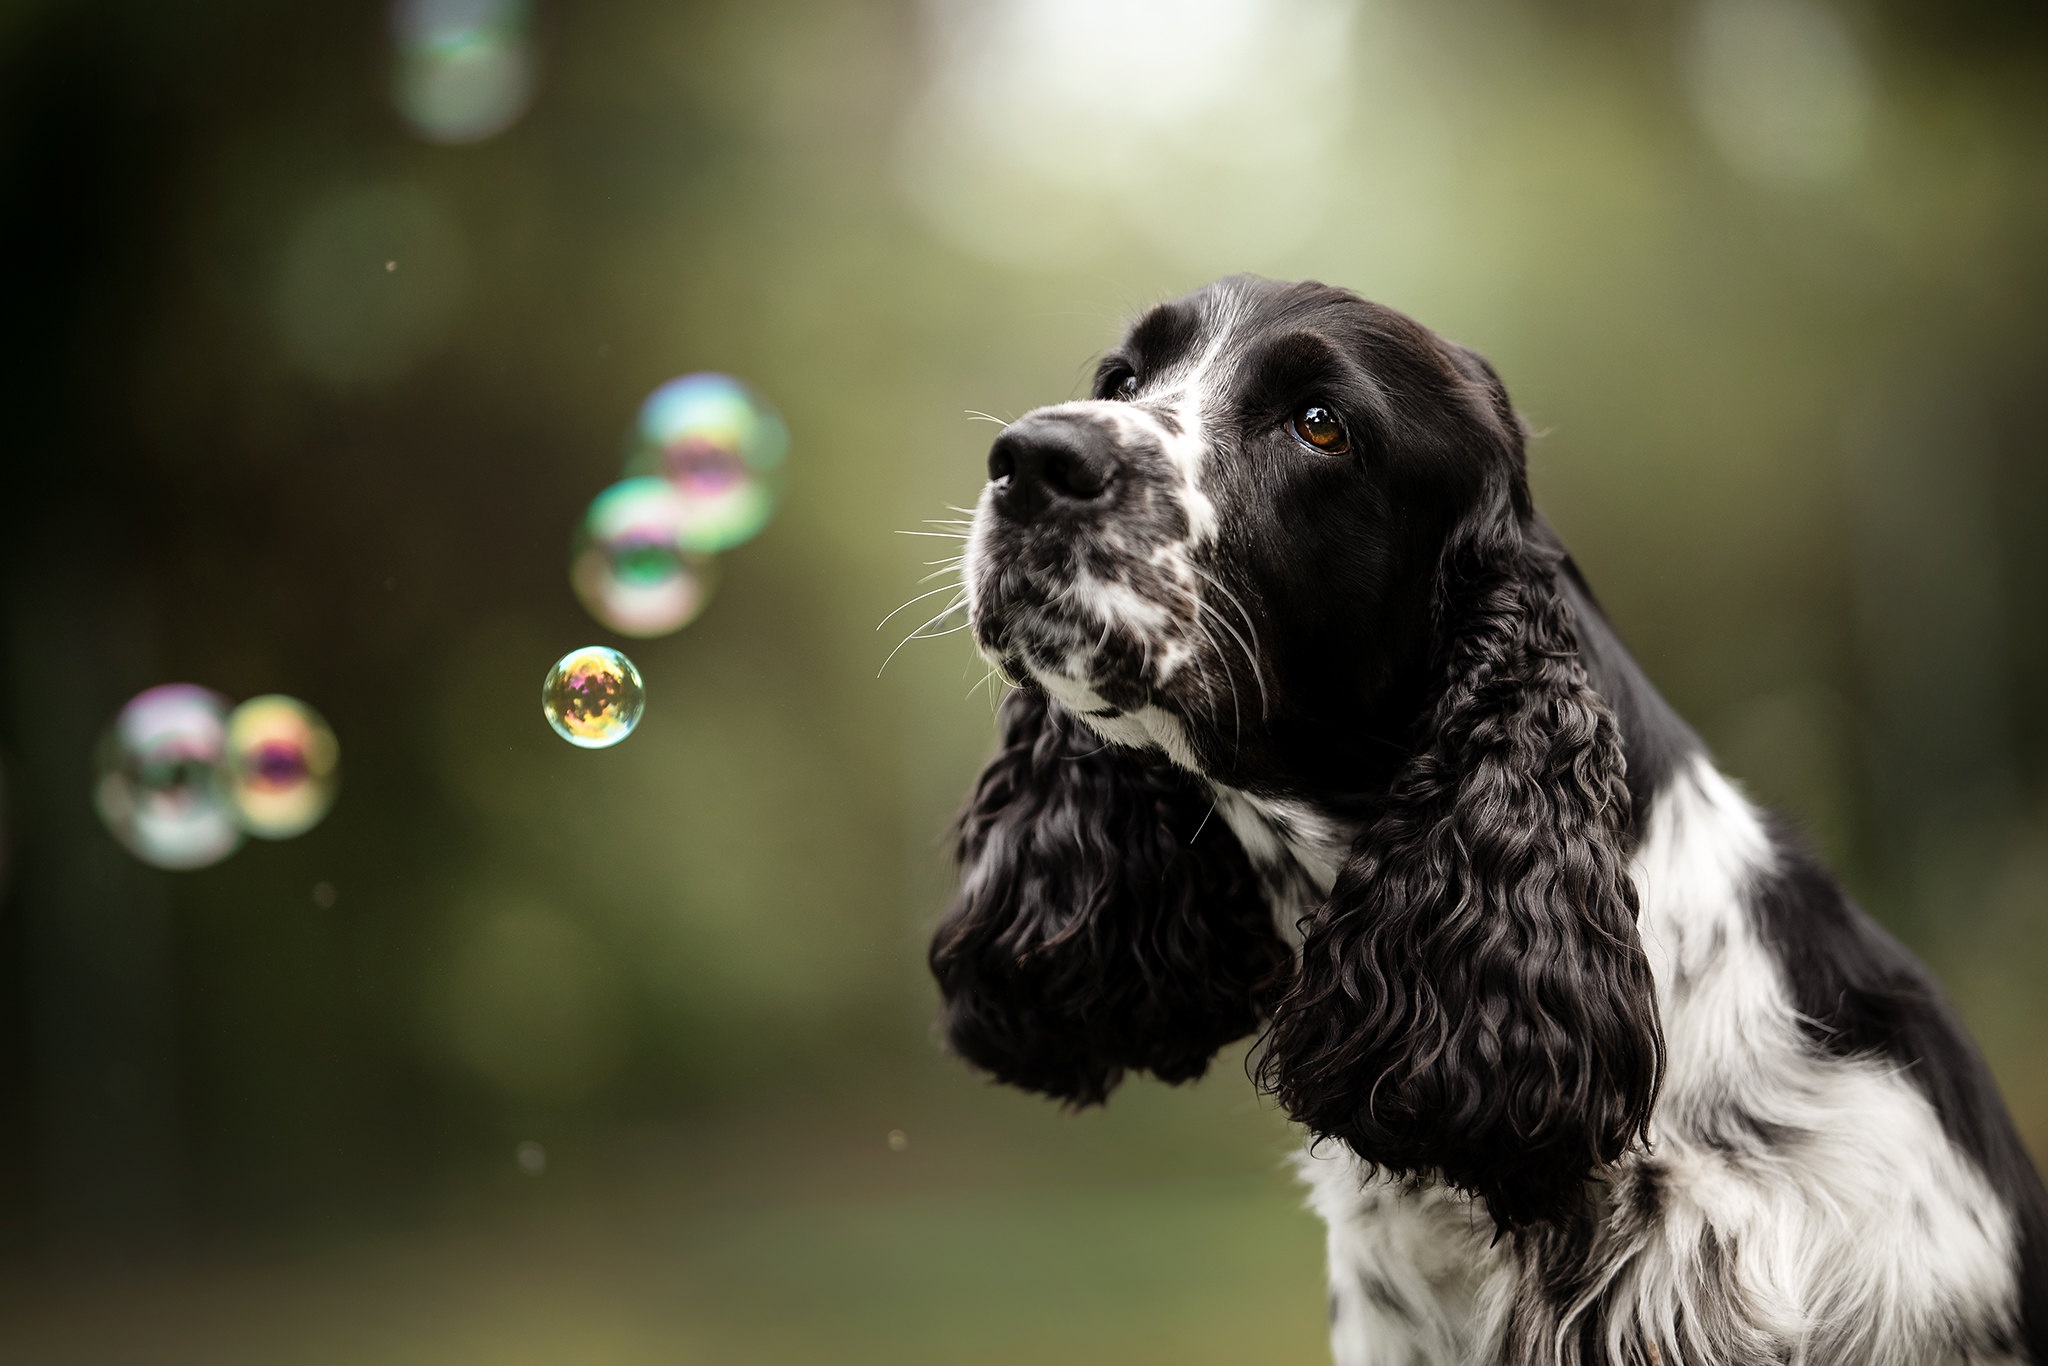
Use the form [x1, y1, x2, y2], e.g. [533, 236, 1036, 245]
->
[1142, 296, 1243, 547]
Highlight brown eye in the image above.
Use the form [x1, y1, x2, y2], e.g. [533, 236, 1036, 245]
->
[1291, 404, 1348, 453]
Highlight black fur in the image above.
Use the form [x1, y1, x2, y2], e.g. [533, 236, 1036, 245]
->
[1548, 530, 1701, 819]
[1257, 484, 1665, 1230]
[929, 685, 1292, 1105]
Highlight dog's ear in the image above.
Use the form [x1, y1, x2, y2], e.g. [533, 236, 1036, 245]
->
[1260, 358, 1663, 1229]
[930, 686, 1292, 1106]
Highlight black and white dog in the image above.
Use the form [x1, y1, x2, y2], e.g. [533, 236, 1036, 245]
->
[928, 276, 2048, 1365]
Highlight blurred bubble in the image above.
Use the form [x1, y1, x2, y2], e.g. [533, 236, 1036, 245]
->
[273, 182, 467, 388]
[95, 685, 244, 871]
[312, 881, 339, 909]
[516, 1139, 547, 1175]
[570, 478, 718, 637]
[391, 0, 537, 145]
[887, 1129, 909, 1152]
[542, 646, 644, 749]
[1682, 0, 1873, 185]
[624, 374, 789, 552]
[226, 695, 341, 839]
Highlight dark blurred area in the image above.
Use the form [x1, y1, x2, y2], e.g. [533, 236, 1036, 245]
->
[0, 0, 2044, 1360]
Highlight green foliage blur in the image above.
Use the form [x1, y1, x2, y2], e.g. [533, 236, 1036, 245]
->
[0, 0, 2044, 1359]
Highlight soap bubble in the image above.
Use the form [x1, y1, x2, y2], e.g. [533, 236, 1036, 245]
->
[95, 685, 243, 870]
[542, 646, 644, 749]
[624, 373, 788, 552]
[226, 695, 341, 839]
[570, 478, 717, 637]
[391, 0, 536, 145]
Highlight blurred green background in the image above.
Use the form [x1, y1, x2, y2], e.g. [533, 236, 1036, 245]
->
[1, 0, 2044, 1360]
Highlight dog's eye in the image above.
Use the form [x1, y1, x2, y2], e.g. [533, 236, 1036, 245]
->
[1291, 404, 1349, 454]
[1107, 371, 1138, 400]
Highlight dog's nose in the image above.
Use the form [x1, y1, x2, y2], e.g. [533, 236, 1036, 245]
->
[986, 418, 1118, 523]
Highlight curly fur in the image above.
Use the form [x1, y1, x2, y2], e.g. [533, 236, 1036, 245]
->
[1258, 487, 1664, 1230]
[930, 686, 1292, 1105]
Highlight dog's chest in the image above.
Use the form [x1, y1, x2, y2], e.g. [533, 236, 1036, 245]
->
[1206, 784, 1357, 935]
[1301, 1147, 1504, 1366]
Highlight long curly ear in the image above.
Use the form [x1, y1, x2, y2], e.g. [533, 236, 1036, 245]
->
[1259, 486, 1664, 1229]
[930, 686, 1292, 1106]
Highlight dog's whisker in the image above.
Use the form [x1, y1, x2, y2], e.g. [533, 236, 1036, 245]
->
[1190, 564, 1272, 721]
[1186, 614, 1242, 753]
[964, 411, 1010, 429]
[877, 582, 969, 631]
[909, 620, 972, 640]
[878, 594, 969, 676]
[896, 530, 971, 539]
[966, 665, 1004, 704]
[1194, 597, 1267, 727]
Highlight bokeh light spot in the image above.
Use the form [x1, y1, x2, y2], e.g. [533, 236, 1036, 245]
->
[226, 695, 341, 839]
[624, 374, 788, 552]
[272, 181, 467, 388]
[1682, 0, 1873, 186]
[570, 478, 717, 637]
[895, 0, 1356, 269]
[391, 0, 537, 145]
[542, 646, 645, 749]
[95, 685, 244, 871]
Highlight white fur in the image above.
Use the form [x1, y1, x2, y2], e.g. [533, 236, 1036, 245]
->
[1209, 785, 1354, 898]
[1080, 702, 1204, 773]
[1301, 755, 2021, 1366]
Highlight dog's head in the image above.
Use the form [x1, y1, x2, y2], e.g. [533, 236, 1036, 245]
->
[964, 276, 1495, 787]
[932, 277, 1662, 1228]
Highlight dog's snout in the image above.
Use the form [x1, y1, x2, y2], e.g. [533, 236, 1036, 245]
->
[987, 418, 1118, 523]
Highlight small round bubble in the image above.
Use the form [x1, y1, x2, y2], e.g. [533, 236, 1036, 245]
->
[570, 478, 717, 638]
[226, 695, 341, 839]
[95, 684, 243, 870]
[623, 373, 788, 553]
[542, 647, 645, 749]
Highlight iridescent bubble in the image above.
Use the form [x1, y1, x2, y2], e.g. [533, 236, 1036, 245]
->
[95, 685, 243, 871]
[391, 0, 536, 145]
[569, 478, 718, 637]
[623, 373, 789, 552]
[542, 647, 644, 749]
[225, 695, 341, 840]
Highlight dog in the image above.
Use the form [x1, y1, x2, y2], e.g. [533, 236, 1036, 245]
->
[927, 276, 2048, 1365]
